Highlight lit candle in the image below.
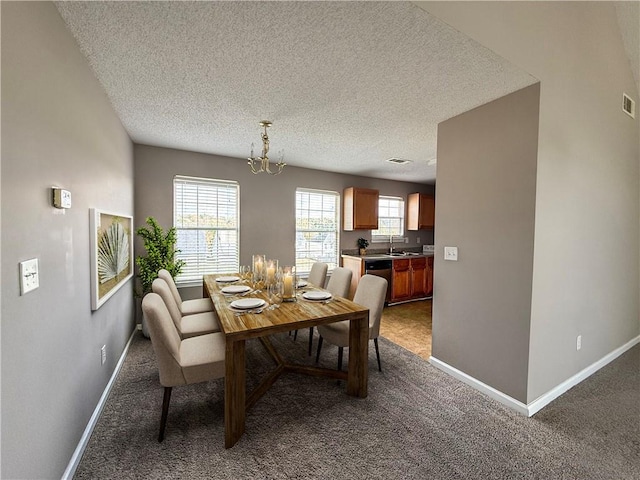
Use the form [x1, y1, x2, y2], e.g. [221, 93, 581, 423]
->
[267, 265, 275, 283]
[283, 274, 294, 297]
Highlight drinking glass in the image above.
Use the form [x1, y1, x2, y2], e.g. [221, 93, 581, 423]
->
[267, 282, 282, 309]
[250, 272, 264, 292]
[239, 265, 250, 280]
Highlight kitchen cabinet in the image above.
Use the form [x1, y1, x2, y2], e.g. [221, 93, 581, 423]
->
[343, 187, 378, 230]
[409, 257, 427, 298]
[391, 257, 429, 303]
[391, 259, 412, 302]
[342, 253, 432, 305]
[407, 193, 435, 230]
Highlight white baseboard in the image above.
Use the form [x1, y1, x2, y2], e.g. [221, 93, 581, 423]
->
[525, 335, 639, 415]
[62, 328, 137, 480]
[429, 334, 640, 417]
[429, 356, 530, 415]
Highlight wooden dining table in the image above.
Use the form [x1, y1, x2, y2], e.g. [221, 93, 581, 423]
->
[203, 273, 370, 448]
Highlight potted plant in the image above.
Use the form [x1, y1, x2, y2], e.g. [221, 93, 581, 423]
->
[135, 217, 185, 336]
[357, 237, 369, 256]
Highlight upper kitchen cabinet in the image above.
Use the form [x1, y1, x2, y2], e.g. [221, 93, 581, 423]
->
[407, 193, 435, 230]
[343, 187, 379, 230]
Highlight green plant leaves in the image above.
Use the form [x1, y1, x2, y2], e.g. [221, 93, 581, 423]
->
[135, 217, 185, 296]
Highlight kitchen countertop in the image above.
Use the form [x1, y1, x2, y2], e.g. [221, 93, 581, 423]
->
[342, 252, 433, 261]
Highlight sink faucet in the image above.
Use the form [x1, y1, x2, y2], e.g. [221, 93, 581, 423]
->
[389, 235, 394, 254]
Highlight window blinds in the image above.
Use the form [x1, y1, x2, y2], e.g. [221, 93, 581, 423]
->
[295, 188, 339, 274]
[173, 176, 239, 285]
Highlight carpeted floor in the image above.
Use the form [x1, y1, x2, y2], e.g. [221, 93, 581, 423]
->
[74, 330, 639, 479]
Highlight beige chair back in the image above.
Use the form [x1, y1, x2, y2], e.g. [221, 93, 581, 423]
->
[158, 269, 182, 308]
[307, 262, 328, 288]
[142, 293, 186, 386]
[152, 278, 183, 332]
[326, 267, 352, 298]
[353, 274, 388, 339]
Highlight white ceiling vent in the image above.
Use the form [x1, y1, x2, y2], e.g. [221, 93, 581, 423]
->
[623, 93, 635, 118]
[386, 158, 412, 165]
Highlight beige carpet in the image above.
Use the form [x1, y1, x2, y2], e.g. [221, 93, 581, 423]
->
[73, 329, 639, 479]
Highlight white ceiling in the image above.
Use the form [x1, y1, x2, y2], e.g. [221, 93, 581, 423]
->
[54, 2, 543, 183]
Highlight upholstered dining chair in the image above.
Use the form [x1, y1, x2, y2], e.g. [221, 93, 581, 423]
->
[151, 278, 220, 339]
[291, 261, 327, 346]
[157, 269, 213, 315]
[307, 261, 328, 289]
[315, 274, 387, 372]
[142, 293, 225, 442]
[296, 266, 353, 355]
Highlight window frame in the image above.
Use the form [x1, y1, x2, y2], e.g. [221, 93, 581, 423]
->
[294, 187, 340, 276]
[371, 195, 405, 242]
[173, 175, 240, 287]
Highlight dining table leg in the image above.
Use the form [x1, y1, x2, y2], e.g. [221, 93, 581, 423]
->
[224, 337, 246, 448]
[346, 313, 369, 398]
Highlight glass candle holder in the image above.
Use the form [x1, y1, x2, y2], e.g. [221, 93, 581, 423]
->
[265, 259, 278, 286]
[252, 254, 266, 281]
[281, 265, 296, 302]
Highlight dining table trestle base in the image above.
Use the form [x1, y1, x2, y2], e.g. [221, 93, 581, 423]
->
[204, 273, 370, 449]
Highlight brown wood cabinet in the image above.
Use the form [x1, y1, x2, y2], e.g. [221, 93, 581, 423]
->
[391, 259, 412, 302]
[426, 256, 434, 296]
[407, 193, 435, 230]
[343, 187, 379, 230]
[409, 257, 427, 298]
[391, 257, 427, 303]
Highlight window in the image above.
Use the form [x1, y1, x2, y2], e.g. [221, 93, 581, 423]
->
[295, 188, 340, 275]
[372, 196, 404, 240]
[173, 176, 239, 286]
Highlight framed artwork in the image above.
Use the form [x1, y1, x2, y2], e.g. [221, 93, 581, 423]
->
[90, 208, 134, 310]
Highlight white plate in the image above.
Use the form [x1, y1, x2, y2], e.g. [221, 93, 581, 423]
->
[302, 291, 332, 301]
[221, 285, 251, 294]
[296, 281, 308, 288]
[230, 298, 266, 310]
[216, 276, 240, 283]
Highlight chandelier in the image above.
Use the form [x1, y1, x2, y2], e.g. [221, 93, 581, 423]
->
[247, 120, 286, 175]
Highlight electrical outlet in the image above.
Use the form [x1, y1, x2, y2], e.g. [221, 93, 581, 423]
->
[576, 335, 582, 351]
[417, 237, 421, 244]
[101, 345, 107, 365]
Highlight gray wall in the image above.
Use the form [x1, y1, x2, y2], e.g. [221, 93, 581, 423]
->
[1, 3, 135, 478]
[423, 1, 639, 403]
[433, 84, 540, 402]
[134, 144, 435, 301]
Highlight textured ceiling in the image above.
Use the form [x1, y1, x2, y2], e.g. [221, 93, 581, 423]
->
[55, 1, 539, 183]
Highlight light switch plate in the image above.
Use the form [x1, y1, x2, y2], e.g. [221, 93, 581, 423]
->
[444, 246, 458, 261]
[20, 258, 39, 295]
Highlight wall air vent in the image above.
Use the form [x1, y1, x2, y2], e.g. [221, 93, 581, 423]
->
[623, 93, 635, 118]
[386, 158, 412, 165]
